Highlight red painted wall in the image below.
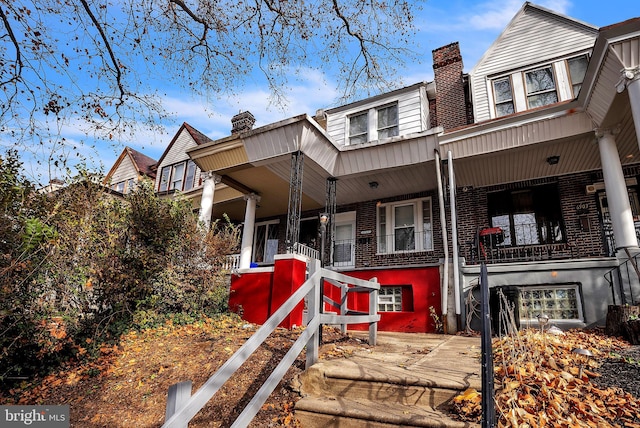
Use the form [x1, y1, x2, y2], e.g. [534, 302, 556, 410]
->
[230, 261, 441, 333]
[228, 256, 307, 328]
[323, 267, 441, 333]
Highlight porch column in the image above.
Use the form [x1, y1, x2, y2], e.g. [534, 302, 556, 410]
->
[617, 67, 640, 149]
[198, 172, 221, 230]
[239, 193, 261, 269]
[596, 128, 638, 249]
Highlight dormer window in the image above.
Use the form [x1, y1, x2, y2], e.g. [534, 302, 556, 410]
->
[525, 66, 557, 108]
[349, 112, 368, 144]
[348, 102, 399, 145]
[377, 104, 398, 139]
[493, 77, 515, 117]
[567, 55, 588, 97]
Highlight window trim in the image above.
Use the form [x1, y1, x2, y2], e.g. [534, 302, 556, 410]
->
[523, 64, 558, 109]
[346, 101, 399, 145]
[376, 197, 433, 255]
[376, 103, 399, 139]
[252, 219, 280, 265]
[519, 283, 584, 324]
[158, 160, 200, 192]
[348, 111, 369, 145]
[492, 76, 515, 118]
[565, 54, 589, 98]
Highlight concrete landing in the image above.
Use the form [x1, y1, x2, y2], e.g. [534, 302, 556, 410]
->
[295, 332, 481, 428]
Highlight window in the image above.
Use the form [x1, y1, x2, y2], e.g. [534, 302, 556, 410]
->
[567, 55, 589, 97]
[349, 112, 368, 145]
[493, 77, 515, 117]
[520, 285, 583, 322]
[377, 198, 433, 254]
[158, 161, 200, 192]
[184, 160, 197, 191]
[348, 102, 399, 145]
[159, 166, 171, 191]
[525, 66, 558, 108]
[488, 184, 564, 247]
[378, 287, 403, 312]
[113, 181, 125, 193]
[253, 220, 279, 264]
[377, 104, 398, 139]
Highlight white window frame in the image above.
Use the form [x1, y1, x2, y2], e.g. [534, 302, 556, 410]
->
[253, 219, 280, 265]
[347, 102, 399, 145]
[519, 284, 584, 324]
[378, 287, 403, 312]
[565, 54, 589, 98]
[159, 166, 171, 191]
[523, 64, 558, 109]
[492, 76, 515, 118]
[376, 197, 433, 254]
[332, 211, 356, 267]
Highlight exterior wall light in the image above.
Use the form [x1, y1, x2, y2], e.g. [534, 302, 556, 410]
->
[369, 181, 379, 189]
[546, 155, 560, 165]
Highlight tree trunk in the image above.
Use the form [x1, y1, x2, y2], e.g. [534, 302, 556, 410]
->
[605, 305, 640, 337]
[622, 320, 640, 345]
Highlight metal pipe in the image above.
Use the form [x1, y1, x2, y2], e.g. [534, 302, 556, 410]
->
[434, 149, 449, 333]
[447, 150, 461, 330]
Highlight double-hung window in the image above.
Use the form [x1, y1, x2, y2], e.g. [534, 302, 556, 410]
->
[567, 55, 589, 97]
[253, 220, 279, 264]
[493, 76, 515, 117]
[158, 160, 199, 192]
[377, 104, 398, 139]
[349, 112, 368, 145]
[348, 102, 399, 145]
[525, 66, 558, 108]
[377, 198, 433, 254]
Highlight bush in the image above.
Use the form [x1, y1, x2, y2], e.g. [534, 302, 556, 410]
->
[0, 151, 240, 379]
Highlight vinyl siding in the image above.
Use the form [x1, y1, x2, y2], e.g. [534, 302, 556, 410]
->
[470, 6, 597, 122]
[110, 156, 138, 185]
[155, 129, 202, 190]
[326, 87, 427, 147]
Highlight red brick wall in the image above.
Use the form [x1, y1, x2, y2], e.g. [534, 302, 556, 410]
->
[433, 42, 468, 130]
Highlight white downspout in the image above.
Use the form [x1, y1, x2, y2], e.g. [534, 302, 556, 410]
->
[447, 150, 461, 331]
[434, 149, 449, 333]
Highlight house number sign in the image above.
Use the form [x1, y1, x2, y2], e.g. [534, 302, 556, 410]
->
[575, 203, 589, 215]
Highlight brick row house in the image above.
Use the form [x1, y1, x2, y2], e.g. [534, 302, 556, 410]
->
[106, 2, 640, 334]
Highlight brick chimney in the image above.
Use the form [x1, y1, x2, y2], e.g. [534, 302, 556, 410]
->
[231, 111, 256, 134]
[432, 42, 469, 130]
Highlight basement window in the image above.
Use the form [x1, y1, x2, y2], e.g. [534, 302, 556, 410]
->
[519, 284, 583, 322]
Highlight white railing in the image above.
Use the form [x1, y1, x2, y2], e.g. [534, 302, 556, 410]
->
[288, 242, 319, 260]
[223, 254, 241, 271]
[162, 259, 379, 428]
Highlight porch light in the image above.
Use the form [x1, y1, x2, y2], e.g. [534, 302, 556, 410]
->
[369, 181, 379, 189]
[546, 155, 560, 165]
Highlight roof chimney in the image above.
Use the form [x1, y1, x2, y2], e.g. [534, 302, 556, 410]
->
[231, 111, 256, 134]
[432, 42, 470, 130]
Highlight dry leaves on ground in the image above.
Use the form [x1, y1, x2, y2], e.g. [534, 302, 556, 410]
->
[453, 329, 640, 428]
[0, 315, 367, 427]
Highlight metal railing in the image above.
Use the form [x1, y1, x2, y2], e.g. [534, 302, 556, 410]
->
[604, 252, 640, 305]
[162, 259, 379, 428]
[466, 242, 576, 265]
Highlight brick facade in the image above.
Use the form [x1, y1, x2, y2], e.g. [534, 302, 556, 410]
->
[432, 42, 470, 130]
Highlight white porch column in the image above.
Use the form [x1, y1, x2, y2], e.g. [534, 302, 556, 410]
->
[239, 193, 261, 269]
[198, 172, 221, 230]
[596, 128, 638, 249]
[618, 67, 640, 149]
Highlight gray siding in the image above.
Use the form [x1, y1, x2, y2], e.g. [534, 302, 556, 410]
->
[470, 6, 597, 122]
[326, 87, 427, 147]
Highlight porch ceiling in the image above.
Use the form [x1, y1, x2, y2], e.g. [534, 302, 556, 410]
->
[452, 101, 638, 187]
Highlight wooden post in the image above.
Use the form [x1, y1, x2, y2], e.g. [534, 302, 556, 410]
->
[369, 277, 378, 346]
[305, 260, 322, 369]
[165, 381, 192, 428]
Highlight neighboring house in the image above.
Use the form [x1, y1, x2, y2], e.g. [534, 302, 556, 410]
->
[103, 146, 157, 194]
[108, 2, 640, 334]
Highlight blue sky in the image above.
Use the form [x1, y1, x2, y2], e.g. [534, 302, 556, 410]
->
[8, 0, 640, 184]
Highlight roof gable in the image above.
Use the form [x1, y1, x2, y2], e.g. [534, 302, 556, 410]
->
[471, 2, 598, 76]
[104, 146, 157, 183]
[156, 122, 213, 167]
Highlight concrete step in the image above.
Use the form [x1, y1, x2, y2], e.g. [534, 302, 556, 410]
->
[294, 333, 481, 428]
[295, 396, 475, 428]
